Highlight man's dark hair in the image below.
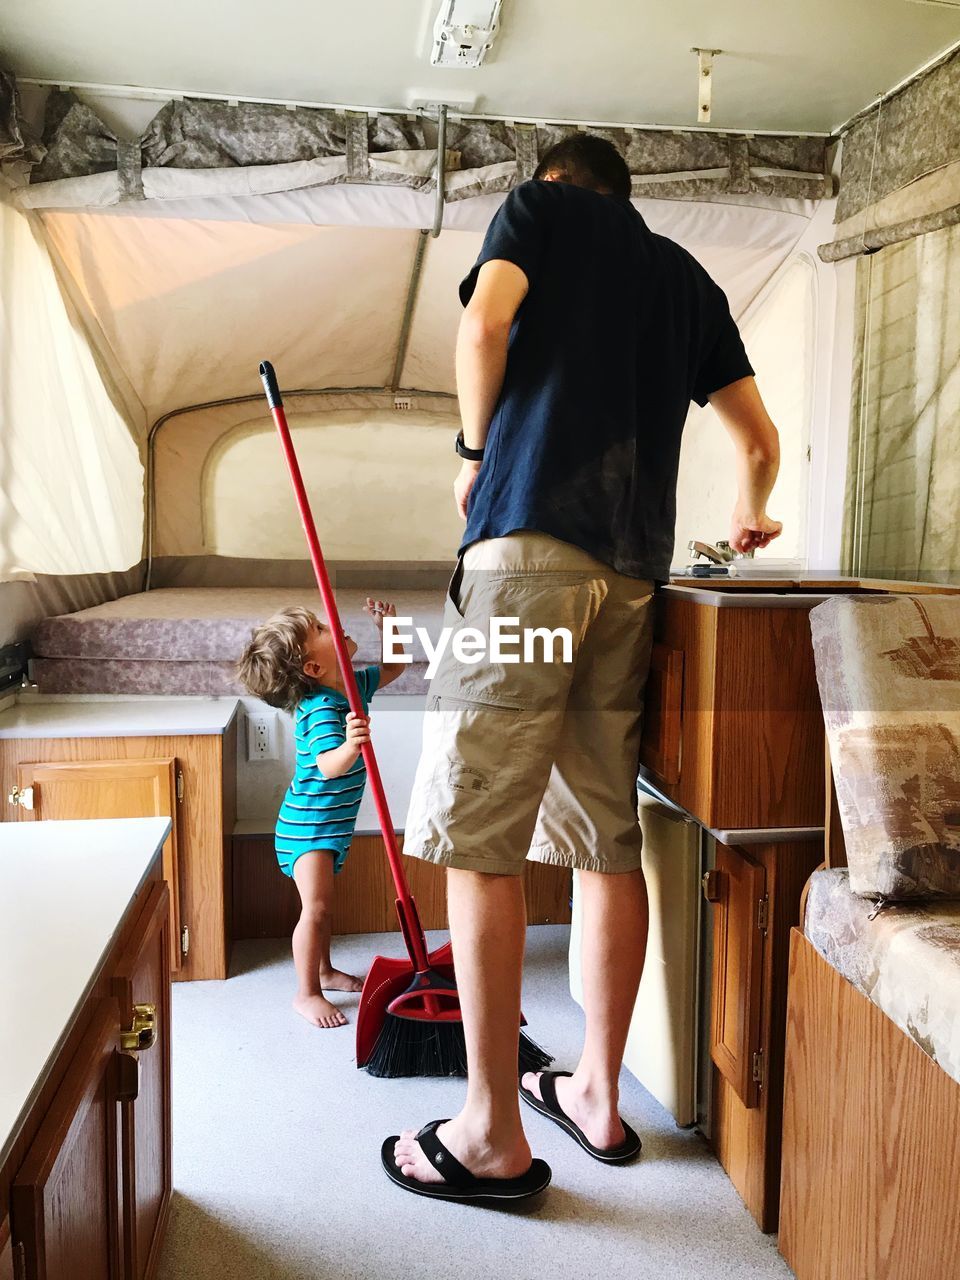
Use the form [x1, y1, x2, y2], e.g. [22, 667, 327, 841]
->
[533, 134, 631, 199]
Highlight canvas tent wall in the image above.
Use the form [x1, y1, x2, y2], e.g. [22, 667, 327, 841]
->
[0, 73, 846, 645]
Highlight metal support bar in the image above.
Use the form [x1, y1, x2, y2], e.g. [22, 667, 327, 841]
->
[390, 231, 430, 392]
[691, 48, 722, 125]
[432, 104, 448, 238]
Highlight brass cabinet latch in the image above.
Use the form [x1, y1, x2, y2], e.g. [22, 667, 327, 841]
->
[8, 784, 34, 810]
[181, 924, 190, 957]
[121, 1002, 158, 1052]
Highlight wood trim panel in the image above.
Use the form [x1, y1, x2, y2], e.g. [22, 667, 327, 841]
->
[231, 833, 572, 939]
[0, 1226, 13, 1280]
[710, 843, 765, 1108]
[11, 1000, 122, 1280]
[0, 734, 230, 981]
[639, 644, 684, 786]
[779, 931, 960, 1280]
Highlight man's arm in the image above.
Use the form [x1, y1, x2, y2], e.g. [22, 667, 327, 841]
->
[453, 259, 529, 518]
[708, 376, 783, 554]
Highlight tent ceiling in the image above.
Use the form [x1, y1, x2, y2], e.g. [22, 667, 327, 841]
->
[2, 1, 959, 135]
[37, 196, 812, 426]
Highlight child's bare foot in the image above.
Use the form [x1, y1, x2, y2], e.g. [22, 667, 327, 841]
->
[319, 967, 364, 993]
[293, 993, 348, 1028]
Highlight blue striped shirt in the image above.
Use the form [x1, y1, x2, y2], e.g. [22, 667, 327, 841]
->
[275, 666, 380, 864]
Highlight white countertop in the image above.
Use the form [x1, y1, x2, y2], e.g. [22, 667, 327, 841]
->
[0, 697, 239, 739]
[0, 817, 170, 1170]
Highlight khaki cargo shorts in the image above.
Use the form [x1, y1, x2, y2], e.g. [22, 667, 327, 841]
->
[403, 531, 655, 876]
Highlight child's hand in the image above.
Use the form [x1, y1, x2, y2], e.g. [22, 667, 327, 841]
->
[345, 711, 370, 748]
[365, 598, 396, 631]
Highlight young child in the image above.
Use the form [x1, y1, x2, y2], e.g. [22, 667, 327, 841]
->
[236, 598, 405, 1028]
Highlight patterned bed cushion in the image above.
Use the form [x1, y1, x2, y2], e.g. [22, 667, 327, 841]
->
[805, 868, 960, 1087]
[809, 595, 960, 899]
[31, 587, 446, 662]
[29, 657, 428, 697]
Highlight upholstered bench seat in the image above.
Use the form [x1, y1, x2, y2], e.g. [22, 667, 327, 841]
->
[804, 867, 960, 1087]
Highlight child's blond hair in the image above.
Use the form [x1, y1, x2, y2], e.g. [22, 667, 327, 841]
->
[236, 606, 319, 711]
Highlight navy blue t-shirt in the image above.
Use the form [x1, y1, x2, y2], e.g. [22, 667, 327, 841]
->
[458, 180, 754, 581]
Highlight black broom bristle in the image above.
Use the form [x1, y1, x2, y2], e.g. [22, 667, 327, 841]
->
[363, 1013, 553, 1079]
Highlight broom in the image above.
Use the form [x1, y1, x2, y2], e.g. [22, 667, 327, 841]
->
[258, 361, 552, 1079]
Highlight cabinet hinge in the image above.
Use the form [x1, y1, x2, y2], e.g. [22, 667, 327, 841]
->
[181, 924, 190, 957]
[752, 1050, 765, 1086]
[13, 1241, 26, 1280]
[757, 895, 769, 933]
[176, 770, 184, 803]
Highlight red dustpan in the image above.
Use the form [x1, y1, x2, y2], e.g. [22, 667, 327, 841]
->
[258, 361, 551, 1078]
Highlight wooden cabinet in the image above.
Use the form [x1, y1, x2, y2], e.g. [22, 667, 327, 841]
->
[2, 727, 236, 981]
[15, 761, 182, 976]
[641, 592, 825, 828]
[4, 881, 171, 1280]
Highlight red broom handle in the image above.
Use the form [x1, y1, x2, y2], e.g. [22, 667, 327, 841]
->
[259, 362, 430, 973]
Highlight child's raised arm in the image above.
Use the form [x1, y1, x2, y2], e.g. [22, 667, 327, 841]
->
[365, 597, 407, 688]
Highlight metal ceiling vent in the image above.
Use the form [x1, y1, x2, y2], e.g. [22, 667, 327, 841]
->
[431, 0, 504, 68]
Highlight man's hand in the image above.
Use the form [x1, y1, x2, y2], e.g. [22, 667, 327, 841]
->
[345, 712, 370, 748]
[364, 598, 396, 630]
[730, 510, 783, 555]
[454, 459, 482, 520]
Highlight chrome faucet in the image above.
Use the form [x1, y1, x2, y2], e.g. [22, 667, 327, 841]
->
[688, 540, 735, 565]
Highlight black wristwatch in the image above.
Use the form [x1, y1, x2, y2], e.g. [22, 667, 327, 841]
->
[455, 431, 485, 462]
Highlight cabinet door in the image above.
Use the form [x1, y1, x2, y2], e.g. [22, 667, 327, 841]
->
[110, 884, 172, 1280]
[16, 760, 182, 973]
[709, 842, 766, 1108]
[11, 1001, 122, 1280]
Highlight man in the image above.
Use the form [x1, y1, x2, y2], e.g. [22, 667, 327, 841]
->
[383, 135, 782, 1203]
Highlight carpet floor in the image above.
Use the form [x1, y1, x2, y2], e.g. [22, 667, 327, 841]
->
[155, 926, 794, 1280]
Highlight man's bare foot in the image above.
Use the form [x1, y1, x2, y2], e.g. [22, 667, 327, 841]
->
[293, 993, 347, 1028]
[319, 967, 364, 993]
[392, 1114, 531, 1186]
[521, 1071, 625, 1150]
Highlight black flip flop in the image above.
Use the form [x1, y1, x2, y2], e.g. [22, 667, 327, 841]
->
[381, 1119, 552, 1205]
[519, 1071, 642, 1165]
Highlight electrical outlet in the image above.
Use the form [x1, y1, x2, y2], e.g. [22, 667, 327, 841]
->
[247, 711, 279, 761]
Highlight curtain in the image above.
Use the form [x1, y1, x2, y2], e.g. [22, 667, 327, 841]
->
[821, 45, 960, 262]
[842, 222, 960, 581]
[0, 196, 144, 580]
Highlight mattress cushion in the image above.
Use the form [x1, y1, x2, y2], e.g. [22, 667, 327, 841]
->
[809, 594, 960, 899]
[804, 867, 960, 1086]
[31, 587, 445, 664]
